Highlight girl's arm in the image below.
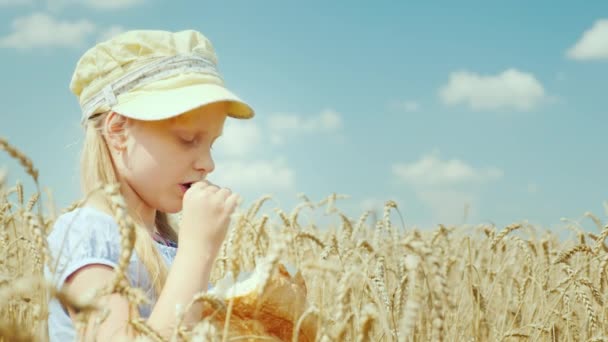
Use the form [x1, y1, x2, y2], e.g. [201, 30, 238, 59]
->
[147, 246, 215, 335]
[65, 246, 214, 340]
[65, 182, 237, 340]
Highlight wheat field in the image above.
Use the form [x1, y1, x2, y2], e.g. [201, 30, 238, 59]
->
[1, 136, 608, 341]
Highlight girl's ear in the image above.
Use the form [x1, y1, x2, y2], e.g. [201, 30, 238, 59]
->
[103, 111, 129, 152]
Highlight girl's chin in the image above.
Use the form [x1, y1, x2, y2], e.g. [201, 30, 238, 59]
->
[156, 200, 183, 215]
[149, 189, 184, 214]
[163, 204, 183, 214]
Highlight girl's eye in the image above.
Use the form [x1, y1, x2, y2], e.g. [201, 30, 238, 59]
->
[180, 136, 197, 145]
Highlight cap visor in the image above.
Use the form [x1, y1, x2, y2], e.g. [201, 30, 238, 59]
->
[112, 83, 254, 120]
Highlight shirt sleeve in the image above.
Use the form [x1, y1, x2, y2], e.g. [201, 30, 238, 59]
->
[46, 208, 122, 289]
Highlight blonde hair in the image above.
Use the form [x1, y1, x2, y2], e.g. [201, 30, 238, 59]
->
[80, 112, 178, 297]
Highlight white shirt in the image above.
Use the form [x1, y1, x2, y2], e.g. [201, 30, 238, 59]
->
[44, 206, 178, 341]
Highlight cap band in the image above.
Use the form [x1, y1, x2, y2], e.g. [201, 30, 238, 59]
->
[80, 54, 222, 124]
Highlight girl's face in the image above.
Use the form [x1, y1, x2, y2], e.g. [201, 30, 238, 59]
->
[114, 101, 228, 214]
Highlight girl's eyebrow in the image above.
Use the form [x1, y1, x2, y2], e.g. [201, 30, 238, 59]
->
[174, 127, 223, 139]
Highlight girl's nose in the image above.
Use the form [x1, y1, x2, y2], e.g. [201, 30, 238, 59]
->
[194, 151, 215, 174]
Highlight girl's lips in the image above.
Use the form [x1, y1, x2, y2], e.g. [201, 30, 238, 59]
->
[180, 181, 198, 194]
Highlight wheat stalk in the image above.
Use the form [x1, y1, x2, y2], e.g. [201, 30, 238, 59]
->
[0, 138, 39, 183]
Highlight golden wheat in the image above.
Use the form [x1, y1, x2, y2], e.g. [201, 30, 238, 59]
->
[2, 137, 608, 341]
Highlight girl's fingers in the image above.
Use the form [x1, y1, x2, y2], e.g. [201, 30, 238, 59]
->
[203, 180, 221, 193]
[225, 193, 240, 212]
[216, 188, 232, 201]
[191, 181, 206, 188]
[191, 181, 212, 191]
[201, 183, 219, 194]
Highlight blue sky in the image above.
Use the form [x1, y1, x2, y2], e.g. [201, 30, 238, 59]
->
[0, 0, 607, 233]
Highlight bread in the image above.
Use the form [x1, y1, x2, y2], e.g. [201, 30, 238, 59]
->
[200, 263, 317, 341]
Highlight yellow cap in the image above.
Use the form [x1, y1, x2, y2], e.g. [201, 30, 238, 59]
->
[70, 29, 254, 124]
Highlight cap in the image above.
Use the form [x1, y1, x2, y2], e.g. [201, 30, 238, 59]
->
[70, 29, 254, 125]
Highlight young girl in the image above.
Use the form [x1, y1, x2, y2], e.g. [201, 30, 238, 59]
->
[44, 29, 255, 341]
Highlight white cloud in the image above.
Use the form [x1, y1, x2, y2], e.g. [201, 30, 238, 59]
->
[319, 109, 342, 129]
[267, 108, 342, 144]
[359, 197, 406, 215]
[0, 12, 95, 49]
[392, 151, 503, 225]
[354, 196, 406, 228]
[84, 0, 144, 9]
[269, 109, 342, 132]
[392, 151, 503, 187]
[215, 120, 262, 158]
[567, 19, 608, 60]
[360, 197, 385, 212]
[439, 68, 547, 111]
[527, 183, 539, 194]
[0, 0, 33, 6]
[389, 100, 421, 113]
[211, 158, 295, 193]
[48, 0, 144, 11]
[97, 25, 125, 42]
[416, 189, 477, 225]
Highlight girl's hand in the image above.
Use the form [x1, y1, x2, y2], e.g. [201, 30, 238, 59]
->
[179, 180, 240, 255]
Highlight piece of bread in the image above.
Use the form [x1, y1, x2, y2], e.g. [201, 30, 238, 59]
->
[201, 263, 317, 341]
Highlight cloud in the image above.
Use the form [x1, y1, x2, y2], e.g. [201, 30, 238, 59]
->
[360, 197, 385, 213]
[416, 189, 477, 225]
[439, 68, 547, 111]
[566, 19, 608, 60]
[215, 120, 262, 158]
[354, 196, 406, 227]
[359, 196, 406, 215]
[392, 150, 503, 187]
[97, 25, 125, 42]
[211, 158, 295, 193]
[48, 0, 145, 11]
[527, 183, 539, 194]
[267, 108, 342, 144]
[392, 151, 503, 225]
[83, 0, 144, 9]
[388, 100, 421, 113]
[268, 108, 342, 132]
[0, 12, 95, 49]
[0, 0, 33, 6]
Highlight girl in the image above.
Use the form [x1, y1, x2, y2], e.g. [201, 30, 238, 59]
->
[44, 29, 255, 341]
